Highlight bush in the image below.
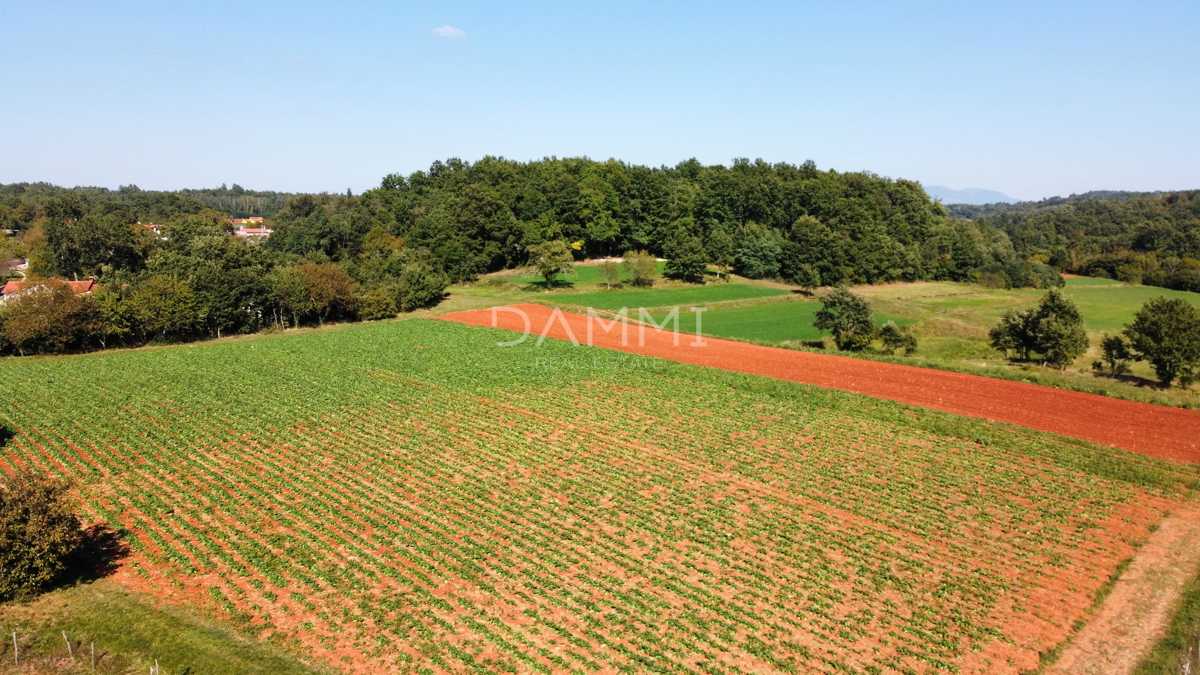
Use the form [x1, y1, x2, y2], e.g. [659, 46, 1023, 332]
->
[1123, 297, 1200, 387]
[813, 287, 877, 351]
[989, 289, 1088, 368]
[879, 322, 918, 355]
[622, 250, 657, 288]
[298, 263, 359, 323]
[0, 309, 11, 356]
[394, 260, 449, 312]
[356, 287, 398, 321]
[0, 467, 85, 602]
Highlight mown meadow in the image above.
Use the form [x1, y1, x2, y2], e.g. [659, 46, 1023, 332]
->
[1, 317, 1194, 673]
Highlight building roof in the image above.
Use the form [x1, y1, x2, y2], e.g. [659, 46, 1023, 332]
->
[1, 279, 96, 295]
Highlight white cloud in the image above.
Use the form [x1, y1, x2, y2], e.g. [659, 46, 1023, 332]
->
[432, 25, 465, 39]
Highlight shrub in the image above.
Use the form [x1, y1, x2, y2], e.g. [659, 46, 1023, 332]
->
[298, 263, 359, 323]
[597, 261, 621, 289]
[0, 309, 11, 356]
[622, 250, 657, 288]
[1123, 297, 1200, 387]
[814, 287, 877, 351]
[394, 260, 449, 312]
[879, 322, 918, 355]
[0, 467, 85, 602]
[356, 287, 398, 321]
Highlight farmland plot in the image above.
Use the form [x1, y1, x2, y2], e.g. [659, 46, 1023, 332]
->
[0, 320, 1192, 674]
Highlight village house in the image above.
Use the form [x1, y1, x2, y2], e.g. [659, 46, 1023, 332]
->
[0, 278, 96, 305]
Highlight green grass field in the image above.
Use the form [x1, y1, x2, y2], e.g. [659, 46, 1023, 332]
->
[851, 279, 1200, 407]
[651, 300, 914, 343]
[859, 278, 1200, 334]
[1, 317, 1190, 673]
[544, 282, 791, 311]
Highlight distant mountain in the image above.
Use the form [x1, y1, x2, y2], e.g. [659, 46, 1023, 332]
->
[925, 185, 1017, 205]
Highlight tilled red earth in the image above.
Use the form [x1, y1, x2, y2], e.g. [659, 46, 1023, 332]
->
[440, 304, 1200, 463]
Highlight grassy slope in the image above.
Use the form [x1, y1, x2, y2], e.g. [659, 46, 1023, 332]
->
[0, 580, 326, 674]
[0, 318, 1194, 672]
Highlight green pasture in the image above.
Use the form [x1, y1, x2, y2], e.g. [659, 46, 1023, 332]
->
[653, 300, 914, 344]
[858, 279, 1200, 334]
[544, 283, 790, 311]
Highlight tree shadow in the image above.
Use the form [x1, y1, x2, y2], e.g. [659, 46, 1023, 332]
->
[525, 278, 576, 291]
[64, 523, 131, 586]
[1094, 371, 1172, 390]
[0, 422, 14, 448]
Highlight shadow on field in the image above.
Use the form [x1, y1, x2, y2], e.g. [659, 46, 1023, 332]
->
[0, 421, 14, 448]
[67, 523, 131, 585]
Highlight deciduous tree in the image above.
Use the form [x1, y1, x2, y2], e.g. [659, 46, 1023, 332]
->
[1123, 297, 1200, 387]
[622, 250, 657, 288]
[814, 287, 877, 351]
[526, 239, 575, 287]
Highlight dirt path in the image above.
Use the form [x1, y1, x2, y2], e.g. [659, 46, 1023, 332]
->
[438, 304, 1200, 463]
[1046, 504, 1200, 675]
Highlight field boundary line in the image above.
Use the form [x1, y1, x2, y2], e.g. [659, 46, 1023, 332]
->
[1045, 503, 1200, 675]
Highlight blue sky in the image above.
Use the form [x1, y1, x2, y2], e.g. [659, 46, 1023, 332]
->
[1, 1, 1197, 200]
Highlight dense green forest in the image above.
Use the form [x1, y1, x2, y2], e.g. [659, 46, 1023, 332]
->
[0, 182, 293, 219]
[957, 191, 1200, 292]
[945, 190, 1168, 219]
[2, 157, 1196, 356]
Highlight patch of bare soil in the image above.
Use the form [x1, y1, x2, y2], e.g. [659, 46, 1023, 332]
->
[1046, 504, 1200, 675]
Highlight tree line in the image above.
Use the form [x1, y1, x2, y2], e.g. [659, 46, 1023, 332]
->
[962, 190, 1200, 292]
[5, 158, 1191, 357]
[0, 202, 449, 356]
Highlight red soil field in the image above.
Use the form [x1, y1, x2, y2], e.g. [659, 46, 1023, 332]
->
[439, 304, 1200, 464]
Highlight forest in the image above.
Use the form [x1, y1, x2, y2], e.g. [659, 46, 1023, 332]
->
[960, 191, 1200, 292]
[1, 157, 1196, 356]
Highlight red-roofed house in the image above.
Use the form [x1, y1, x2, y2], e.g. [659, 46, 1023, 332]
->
[0, 278, 96, 304]
[142, 223, 164, 235]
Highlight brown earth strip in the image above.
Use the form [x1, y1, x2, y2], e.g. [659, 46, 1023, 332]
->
[438, 303, 1200, 463]
[1046, 504, 1200, 675]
